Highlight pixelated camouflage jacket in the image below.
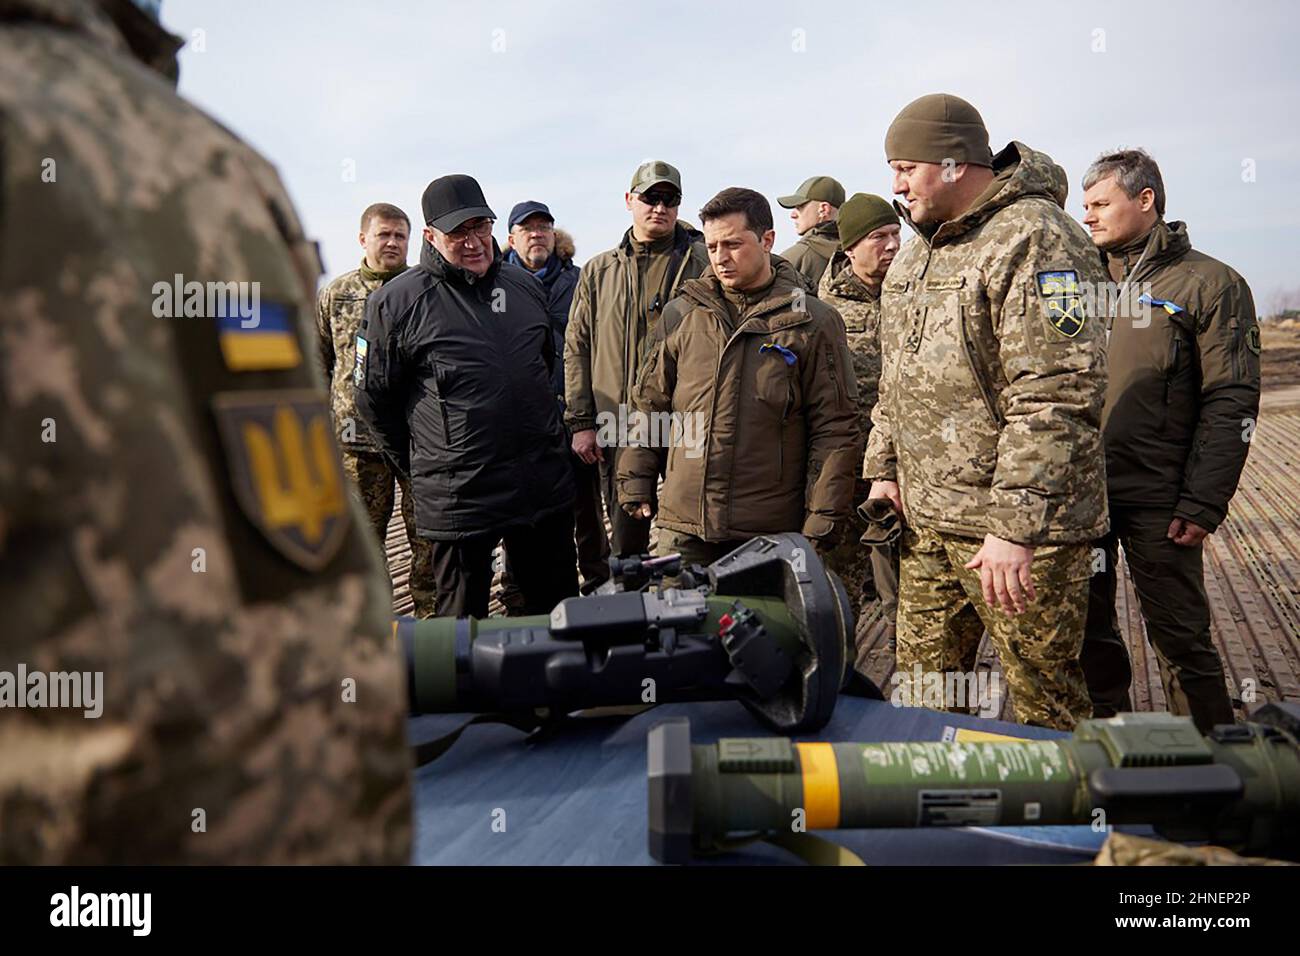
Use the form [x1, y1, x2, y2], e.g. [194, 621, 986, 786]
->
[863, 141, 1110, 546]
[317, 262, 405, 452]
[818, 249, 883, 445]
[1102, 218, 1260, 531]
[0, 0, 411, 863]
[618, 257, 861, 543]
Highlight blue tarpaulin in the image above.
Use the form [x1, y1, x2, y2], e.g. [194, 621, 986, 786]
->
[411, 696, 1137, 865]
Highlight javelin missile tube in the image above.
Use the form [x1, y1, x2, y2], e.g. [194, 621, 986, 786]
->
[396, 533, 863, 734]
[647, 705, 1300, 863]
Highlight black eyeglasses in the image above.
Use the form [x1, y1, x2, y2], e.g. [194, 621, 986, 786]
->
[636, 190, 681, 209]
[444, 218, 495, 244]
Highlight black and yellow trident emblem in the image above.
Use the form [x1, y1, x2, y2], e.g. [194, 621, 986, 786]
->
[1036, 270, 1087, 338]
[213, 390, 349, 570]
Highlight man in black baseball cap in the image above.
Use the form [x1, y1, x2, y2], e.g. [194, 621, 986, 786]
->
[422, 173, 496, 233]
[356, 174, 578, 617]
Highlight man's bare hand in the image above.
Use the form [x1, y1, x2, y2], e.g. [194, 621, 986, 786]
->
[571, 428, 604, 465]
[623, 502, 653, 519]
[868, 480, 903, 520]
[964, 534, 1036, 616]
[1167, 517, 1209, 547]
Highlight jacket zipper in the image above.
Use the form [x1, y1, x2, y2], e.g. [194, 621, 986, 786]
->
[779, 378, 795, 483]
[624, 258, 637, 407]
[960, 308, 1001, 427]
[699, 301, 813, 534]
[1165, 336, 1180, 404]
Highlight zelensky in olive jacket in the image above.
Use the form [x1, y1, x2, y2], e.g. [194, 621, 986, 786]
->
[618, 188, 860, 566]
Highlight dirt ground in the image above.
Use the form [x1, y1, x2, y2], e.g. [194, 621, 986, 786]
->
[1262, 322, 1300, 391]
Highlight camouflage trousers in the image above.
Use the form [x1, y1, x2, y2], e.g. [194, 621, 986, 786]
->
[894, 526, 1092, 730]
[342, 450, 436, 618]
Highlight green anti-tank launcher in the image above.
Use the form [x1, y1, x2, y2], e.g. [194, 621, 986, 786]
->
[647, 705, 1300, 863]
[396, 533, 862, 734]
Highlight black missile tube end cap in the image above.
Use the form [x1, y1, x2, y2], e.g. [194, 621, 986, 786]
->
[647, 718, 694, 864]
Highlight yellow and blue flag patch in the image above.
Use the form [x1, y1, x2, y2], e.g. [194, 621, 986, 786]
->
[1137, 293, 1185, 316]
[218, 301, 302, 372]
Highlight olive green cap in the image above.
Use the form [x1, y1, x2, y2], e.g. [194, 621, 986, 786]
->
[837, 193, 900, 250]
[777, 175, 845, 209]
[884, 93, 993, 168]
[630, 160, 682, 194]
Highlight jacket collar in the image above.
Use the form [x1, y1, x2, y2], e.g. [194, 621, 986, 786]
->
[1106, 218, 1191, 283]
[419, 238, 502, 287]
[823, 250, 879, 303]
[681, 256, 812, 332]
[617, 221, 700, 259]
[898, 141, 1070, 248]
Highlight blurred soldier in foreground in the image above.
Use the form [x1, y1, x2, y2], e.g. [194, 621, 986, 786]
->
[317, 202, 435, 617]
[864, 94, 1110, 730]
[619, 187, 860, 565]
[777, 175, 845, 290]
[0, 0, 411, 863]
[1080, 148, 1260, 733]
[564, 161, 709, 558]
[817, 193, 903, 657]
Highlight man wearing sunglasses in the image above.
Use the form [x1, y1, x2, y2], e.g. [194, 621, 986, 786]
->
[356, 175, 578, 618]
[564, 161, 709, 558]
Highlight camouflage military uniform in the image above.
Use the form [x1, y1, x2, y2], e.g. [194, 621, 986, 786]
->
[818, 251, 899, 652]
[0, 0, 411, 863]
[318, 264, 435, 617]
[863, 142, 1109, 730]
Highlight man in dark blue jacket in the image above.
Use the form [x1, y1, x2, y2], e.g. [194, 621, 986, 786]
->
[503, 201, 610, 600]
[355, 176, 577, 618]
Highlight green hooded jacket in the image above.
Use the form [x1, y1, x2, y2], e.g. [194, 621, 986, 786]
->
[1102, 218, 1260, 530]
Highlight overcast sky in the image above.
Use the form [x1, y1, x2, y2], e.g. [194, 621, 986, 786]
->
[165, 0, 1299, 311]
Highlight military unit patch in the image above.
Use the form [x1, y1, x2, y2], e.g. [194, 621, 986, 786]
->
[212, 390, 349, 570]
[1036, 270, 1086, 338]
[1247, 325, 1262, 355]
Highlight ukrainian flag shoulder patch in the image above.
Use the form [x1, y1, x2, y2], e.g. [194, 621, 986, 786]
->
[218, 301, 302, 371]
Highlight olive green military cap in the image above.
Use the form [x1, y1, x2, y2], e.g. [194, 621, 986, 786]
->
[777, 175, 845, 209]
[837, 193, 900, 250]
[630, 160, 682, 193]
[884, 93, 994, 168]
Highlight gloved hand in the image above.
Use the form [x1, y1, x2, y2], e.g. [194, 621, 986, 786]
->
[857, 498, 902, 546]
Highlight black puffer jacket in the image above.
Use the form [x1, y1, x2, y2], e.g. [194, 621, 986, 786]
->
[355, 241, 575, 539]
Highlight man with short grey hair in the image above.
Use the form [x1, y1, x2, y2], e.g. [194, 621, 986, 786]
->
[1080, 148, 1261, 733]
